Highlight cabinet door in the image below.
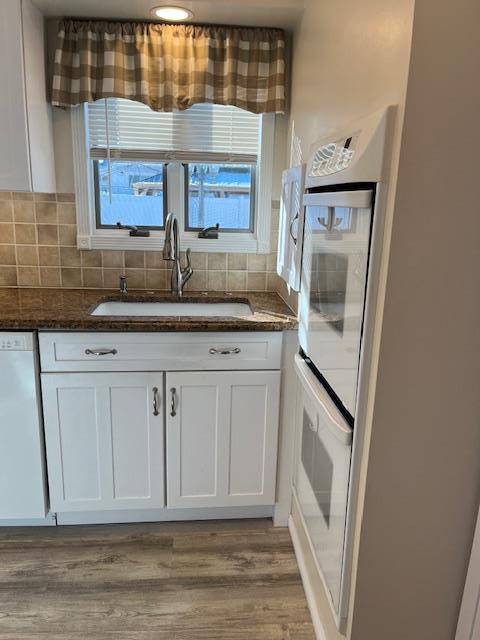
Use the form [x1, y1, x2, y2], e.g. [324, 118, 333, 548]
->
[42, 373, 164, 512]
[277, 164, 306, 291]
[166, 370, 280, 508]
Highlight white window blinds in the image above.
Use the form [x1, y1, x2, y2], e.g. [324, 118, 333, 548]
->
[88, 98, 261, 164]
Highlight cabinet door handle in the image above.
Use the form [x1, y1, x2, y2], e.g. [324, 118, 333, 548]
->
[152, 387, 160, 416]
[170, 387, 177, 417]
[85, 348, 118, 356]
[289, 212, 299, 245]
[209, 347, 241, 355]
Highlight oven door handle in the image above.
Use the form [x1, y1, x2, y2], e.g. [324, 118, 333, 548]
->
[294, 354, 353, 446]
[303, 189, 372, 209]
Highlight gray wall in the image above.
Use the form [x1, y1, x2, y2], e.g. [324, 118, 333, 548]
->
[288, 0, 414, 163]
[350, 0, 480, 637]
[282, 0, 415, 312]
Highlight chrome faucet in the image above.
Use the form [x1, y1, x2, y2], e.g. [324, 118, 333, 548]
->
[162, 212, 193, 296]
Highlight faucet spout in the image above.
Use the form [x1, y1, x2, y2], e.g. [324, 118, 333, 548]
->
[162, 212, 193, 296]
[163, 212, 178, 260]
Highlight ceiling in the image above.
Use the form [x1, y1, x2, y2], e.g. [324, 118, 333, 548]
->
[33, 0, 305, 30]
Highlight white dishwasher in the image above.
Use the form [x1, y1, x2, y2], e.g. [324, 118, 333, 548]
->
[0, 332, 48, 520]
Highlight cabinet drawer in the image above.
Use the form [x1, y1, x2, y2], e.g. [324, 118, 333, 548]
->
[39, 332, 282, 372]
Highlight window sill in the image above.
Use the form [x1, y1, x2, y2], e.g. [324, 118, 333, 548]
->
[77, 231, 269, 253]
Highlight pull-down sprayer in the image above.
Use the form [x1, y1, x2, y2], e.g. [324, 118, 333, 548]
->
[162, 212, 193, 296]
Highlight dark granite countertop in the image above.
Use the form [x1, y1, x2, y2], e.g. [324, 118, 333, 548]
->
[0, 288, 298, 332]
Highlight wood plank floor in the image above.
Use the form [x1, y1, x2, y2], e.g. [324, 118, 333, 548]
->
[0, 519, 315, 639]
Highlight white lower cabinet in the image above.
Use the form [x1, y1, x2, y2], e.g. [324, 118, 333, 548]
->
[166, 370, 280, 508]
[41, 372, 165, 512]
[39, 332, 283, 520]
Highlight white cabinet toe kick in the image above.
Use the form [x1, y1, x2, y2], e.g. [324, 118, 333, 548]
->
[37, 331, 292, 526]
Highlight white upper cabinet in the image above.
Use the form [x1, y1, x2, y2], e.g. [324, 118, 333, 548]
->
[0, 0, 55, 192]
[277, 164, 306, 291]
[166, 370, 280, 509]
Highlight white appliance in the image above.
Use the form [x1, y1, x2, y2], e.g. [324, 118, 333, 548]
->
[294, 354, 352, 616]
[299, 107, 394, 419]
[288, 107, 395, 630]
[299, 187, 373, 416]
[277, 164, 306, 291]
[0, 332, 48, 520]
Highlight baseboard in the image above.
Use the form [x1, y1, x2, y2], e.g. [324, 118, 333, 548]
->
[56, 505, 274, 525]
[0, 512, 57, 527]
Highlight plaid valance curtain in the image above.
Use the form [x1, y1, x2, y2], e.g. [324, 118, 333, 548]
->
[51, 20, 286, 114]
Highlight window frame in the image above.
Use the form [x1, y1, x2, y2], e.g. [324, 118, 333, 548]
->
[71, 103, 275, 254]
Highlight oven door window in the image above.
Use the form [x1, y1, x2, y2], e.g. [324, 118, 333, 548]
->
[301, 408, 334, 526]
[299, 190, 373, 417]
[294, 377, 352, 614]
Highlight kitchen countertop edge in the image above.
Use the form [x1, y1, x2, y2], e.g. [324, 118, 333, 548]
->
[0, 288, 298, 332]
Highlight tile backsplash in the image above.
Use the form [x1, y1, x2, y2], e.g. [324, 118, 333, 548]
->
[0, 191, 282, 292]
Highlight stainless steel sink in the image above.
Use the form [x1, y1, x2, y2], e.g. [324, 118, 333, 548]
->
[91, 300, 253, 318]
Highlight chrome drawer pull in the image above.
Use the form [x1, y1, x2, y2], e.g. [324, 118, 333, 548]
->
[152, 387, 160, 416]
[209, 347, 241, 355]
[85, 348, 118, 356]
[170, 387, 177, 417]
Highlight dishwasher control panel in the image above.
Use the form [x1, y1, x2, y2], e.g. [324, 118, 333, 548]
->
[0, 333, 33, 351]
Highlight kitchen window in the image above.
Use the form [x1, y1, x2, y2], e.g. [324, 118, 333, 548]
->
[72, 99, 274, 253]
[186, 163, 255, 233]
[93, 160, 168, 229]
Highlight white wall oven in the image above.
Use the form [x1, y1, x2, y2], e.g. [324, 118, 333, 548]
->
[287, 107, 395, 630]
[294, 354, 353, 617]
[299, 188, 373, 418]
